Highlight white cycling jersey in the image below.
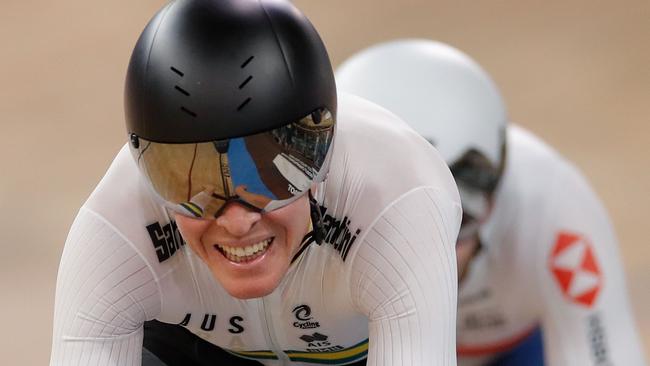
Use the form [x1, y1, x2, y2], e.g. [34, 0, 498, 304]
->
[456, 125, 646, 365]
[50, 94, 462, 366]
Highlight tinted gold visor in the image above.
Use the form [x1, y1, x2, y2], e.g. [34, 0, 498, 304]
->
[130, 109, 335, 218]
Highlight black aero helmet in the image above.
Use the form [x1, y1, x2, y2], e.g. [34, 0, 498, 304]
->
[126, 0, 336, 142]
[125, 0, 337, 220]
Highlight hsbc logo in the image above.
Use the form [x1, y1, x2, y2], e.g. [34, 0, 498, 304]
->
[549, 232, 603, 308]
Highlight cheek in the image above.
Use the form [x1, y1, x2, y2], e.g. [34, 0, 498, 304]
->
[456, 247, 472, 268]
[266, 197, 310, 243]
[175, 214, 212, 256]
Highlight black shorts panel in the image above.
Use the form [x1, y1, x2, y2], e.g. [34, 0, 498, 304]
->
[143, 320, 367, 366]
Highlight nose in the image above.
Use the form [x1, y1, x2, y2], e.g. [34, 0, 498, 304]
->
[215, 202, 262, 236]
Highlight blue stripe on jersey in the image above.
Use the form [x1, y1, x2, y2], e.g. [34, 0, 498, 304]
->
[488, 327, 544, 366]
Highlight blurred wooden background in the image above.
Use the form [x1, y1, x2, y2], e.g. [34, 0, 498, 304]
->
[0, 0, 647, 363]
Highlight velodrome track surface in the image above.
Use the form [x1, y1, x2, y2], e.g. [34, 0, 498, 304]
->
[1, 0, 647, 363]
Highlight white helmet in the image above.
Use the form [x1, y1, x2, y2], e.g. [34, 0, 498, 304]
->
[336, 39, 507, 236]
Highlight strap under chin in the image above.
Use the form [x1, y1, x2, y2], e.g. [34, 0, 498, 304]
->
[308, 190, 325, 244]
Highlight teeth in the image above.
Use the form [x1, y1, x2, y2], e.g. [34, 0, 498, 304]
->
[216, 238, 272, 263]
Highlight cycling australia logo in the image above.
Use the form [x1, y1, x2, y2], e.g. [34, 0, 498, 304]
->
[292, 305, 320, 329]
[549, 231, 602, 307]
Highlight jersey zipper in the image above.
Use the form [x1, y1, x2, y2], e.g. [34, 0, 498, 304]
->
[259, 296, 291, 365]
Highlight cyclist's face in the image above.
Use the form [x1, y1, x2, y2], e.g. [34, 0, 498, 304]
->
[175, 193, 311, 299]
[456, 236, 481, 283]
[456, 191, 494, 282]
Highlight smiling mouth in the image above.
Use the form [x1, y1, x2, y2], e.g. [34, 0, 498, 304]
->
[214, 237, 274, 263]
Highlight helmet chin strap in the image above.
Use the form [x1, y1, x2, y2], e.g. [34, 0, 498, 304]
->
[308, 190, 326, 244]
[289, 190, 326, 264]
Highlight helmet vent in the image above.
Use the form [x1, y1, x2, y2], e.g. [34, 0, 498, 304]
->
[170, 66, 184, 77]
[169, 66, 195, 117]
[237, 56, 254, 111]
[238, 75, 253, 89]
[175, 85, 190, 96]
[180, 106, 197, 117]
[240, 56, 254, 68]
[237, 97, 252, 111]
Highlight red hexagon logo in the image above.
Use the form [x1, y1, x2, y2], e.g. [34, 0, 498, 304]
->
[549, 232, 602, 308]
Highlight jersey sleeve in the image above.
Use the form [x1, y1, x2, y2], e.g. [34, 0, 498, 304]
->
[537, 162, 646, 366]
[348, 186, 461, 366]
[50, 208, 162, 366]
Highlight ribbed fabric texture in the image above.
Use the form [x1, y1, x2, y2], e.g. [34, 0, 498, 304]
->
[350, 187, 458, 366]
[50, 208, 161, 366]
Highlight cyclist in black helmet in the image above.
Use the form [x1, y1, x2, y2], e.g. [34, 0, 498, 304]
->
[50, 1, 462, 365]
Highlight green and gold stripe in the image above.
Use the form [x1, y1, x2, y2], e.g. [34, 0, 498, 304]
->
[225, 338, 369, 365]
[179, 202, 203, 217]
[226, 349, 278, 360]
[287, 338, 369, 364]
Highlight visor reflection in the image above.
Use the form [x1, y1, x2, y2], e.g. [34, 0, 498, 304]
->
[450, 149, 501, 192]
[130, 109, 335, 218]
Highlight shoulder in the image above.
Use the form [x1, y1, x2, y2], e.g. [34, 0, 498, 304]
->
[485, 125, 608, 256]
[315, 93, 461, 260]
[336, 92, 452, 173]
[81, 145, 180, 267]
[493, 125, 573, 206]
[330, 93, 460, 208]
[506, 125, 566, 175]
[503, 125, 595, 201]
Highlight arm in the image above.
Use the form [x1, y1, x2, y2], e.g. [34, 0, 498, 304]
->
[349, 187, 461, 366]
[50, 208, 161, 366]
[538, 162, 646, 365]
